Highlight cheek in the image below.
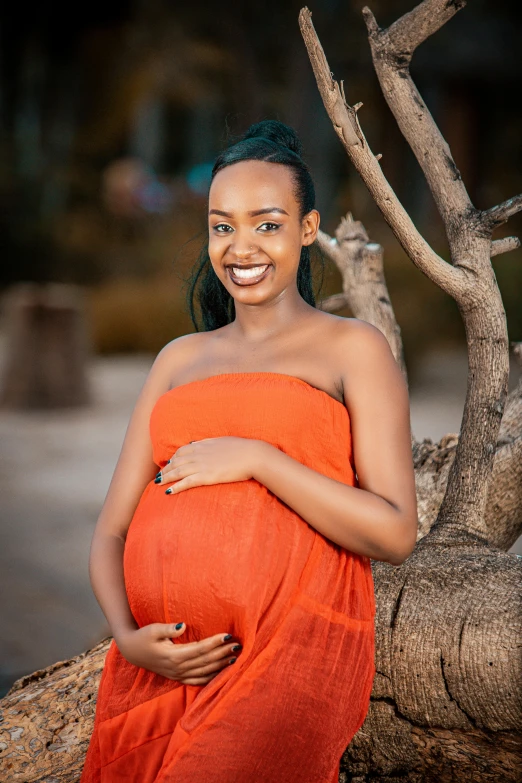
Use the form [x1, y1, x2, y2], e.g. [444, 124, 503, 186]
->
[207, 235, 222, 260]
[210, 263, 227, 285]
[271, 228, 302, 256]
[270, 235, 301, 268]
[207, 239, 227, 274]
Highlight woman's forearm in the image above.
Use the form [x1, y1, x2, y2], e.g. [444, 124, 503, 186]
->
[89, 529, 139, 643]
[252, 441, 416, 565]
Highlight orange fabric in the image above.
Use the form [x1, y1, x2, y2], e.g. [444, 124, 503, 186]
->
[80, 372, 376, 783]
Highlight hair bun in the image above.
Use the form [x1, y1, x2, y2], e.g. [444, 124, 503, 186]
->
[242, 120, 303, 158]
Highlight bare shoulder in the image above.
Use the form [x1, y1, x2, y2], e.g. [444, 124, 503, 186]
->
[148, 331, 208, 387]
[323, 315, 395, 367]
[154, 331, 205, 365]
[328, 317, 405, 400]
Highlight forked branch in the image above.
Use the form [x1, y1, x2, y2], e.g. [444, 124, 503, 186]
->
[298, 7, 465, 300]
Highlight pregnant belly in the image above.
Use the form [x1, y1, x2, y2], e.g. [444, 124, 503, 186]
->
[123, 479, 315, 644]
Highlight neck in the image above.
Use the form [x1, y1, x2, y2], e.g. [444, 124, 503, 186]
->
[228, 287, 312, 343]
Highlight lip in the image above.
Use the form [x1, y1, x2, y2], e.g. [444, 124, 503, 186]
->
[226, 263, 272, 286]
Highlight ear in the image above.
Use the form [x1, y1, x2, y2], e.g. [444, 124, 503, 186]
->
[301, 209, 320, 246]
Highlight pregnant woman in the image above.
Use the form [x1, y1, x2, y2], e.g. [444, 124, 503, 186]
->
[80, 119, 418, 782]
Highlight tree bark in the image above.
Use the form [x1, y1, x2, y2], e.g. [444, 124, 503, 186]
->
[0, 638, 109, 782]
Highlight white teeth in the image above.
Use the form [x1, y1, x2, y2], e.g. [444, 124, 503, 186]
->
[231, 264, 268, 279]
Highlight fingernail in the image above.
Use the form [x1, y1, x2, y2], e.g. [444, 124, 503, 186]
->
[175, 622, 183, 630]
[228, 657, 237, 664]
[223, 634, 232, 641]
[231, 645, 242, 652]
[165, 488, 172, 494]
[154, 477, 161, 484]
[155, 472, 161, 478]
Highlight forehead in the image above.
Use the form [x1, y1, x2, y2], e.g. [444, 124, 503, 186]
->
[209, 160, 297, 213]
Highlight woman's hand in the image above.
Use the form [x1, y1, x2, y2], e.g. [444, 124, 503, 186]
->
[115, 622, 243, 685]
[155, 436, 266, 495]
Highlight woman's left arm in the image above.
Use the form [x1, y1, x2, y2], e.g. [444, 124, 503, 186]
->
[159, 321, 418, 566]
[251, 321, 418, 566]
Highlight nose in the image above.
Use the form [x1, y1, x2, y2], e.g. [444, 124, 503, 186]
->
[233, 245, 256, 260]
[230, 230, 257, 259]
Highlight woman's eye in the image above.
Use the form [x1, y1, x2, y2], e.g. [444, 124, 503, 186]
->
[212, 222, 280, 234]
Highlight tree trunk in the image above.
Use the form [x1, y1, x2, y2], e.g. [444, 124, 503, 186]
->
[0, 638, 109, 782]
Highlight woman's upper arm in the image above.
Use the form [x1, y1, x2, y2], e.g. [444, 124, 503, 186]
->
[94, 338, 188, 541]
[339, 320, 418, 541]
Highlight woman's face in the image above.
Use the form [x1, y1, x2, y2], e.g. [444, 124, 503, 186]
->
[207, 160, 319, 306]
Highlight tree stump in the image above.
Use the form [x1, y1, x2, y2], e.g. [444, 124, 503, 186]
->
[0, 283, 92, 409]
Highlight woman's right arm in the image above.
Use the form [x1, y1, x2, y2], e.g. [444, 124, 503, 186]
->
[88, 334, 244, 683]
[88, 339, 185, 643]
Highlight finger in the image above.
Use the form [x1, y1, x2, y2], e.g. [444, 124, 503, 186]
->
[155, 457, 195, 484]
[173, 441, 198, 457]
[152, 622, 186, 639]
[160, 461, 197, 485]
[165, 474, 204, 495]
[155, 442, 196, 475]
[175, 641, 241, 673]
[155, 670, 213, 685]
[181, 656, 238, 678]
[179, 674, 217, 686]
[175, 632, 236, 661]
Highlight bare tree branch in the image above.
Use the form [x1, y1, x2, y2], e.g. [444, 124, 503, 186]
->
[362, 0, 466, 52]
[317, 292, 348, 313]
[483, 194, 522, 229]
[298, 7, 466, 300]
[491, 236, 521, 257]
[316, 216, 406, 377]
[361, 0, 475, 243]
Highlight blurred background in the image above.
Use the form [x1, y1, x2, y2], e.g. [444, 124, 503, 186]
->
[0, 0, 521, 696]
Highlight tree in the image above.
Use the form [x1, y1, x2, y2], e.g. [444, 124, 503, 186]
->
[0, 1, 520, 781]
[300, 0, 522, 779]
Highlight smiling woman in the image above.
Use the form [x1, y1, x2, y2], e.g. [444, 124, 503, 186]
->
[185, 121, 325, 331]
[80, 120, 418, 782]
[210, 204, 293, 286]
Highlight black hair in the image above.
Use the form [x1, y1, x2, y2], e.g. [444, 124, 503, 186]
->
[185, 119, 326, 332]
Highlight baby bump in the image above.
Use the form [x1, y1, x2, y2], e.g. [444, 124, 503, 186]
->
[123, 480, 315, 644]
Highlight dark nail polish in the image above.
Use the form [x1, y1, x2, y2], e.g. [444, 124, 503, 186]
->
[154, 477, 161, 484]
[223, 634, 232, 641]
[175, 622, 183, 630]
[228, 657, 237, 664]
[155, 472, 161, 478]
[165, 488, 172, 494]
[231, 644, 242, 652]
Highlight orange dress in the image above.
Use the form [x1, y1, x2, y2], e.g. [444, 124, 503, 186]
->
[80, 372, 376, 783]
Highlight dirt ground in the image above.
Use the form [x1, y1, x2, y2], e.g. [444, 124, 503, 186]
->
[1, 346, 520, 697]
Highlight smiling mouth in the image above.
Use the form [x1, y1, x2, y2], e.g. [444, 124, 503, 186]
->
[227, 264, 272, 286]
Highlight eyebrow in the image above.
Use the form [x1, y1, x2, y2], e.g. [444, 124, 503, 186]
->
[208, 207, 289, 218]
